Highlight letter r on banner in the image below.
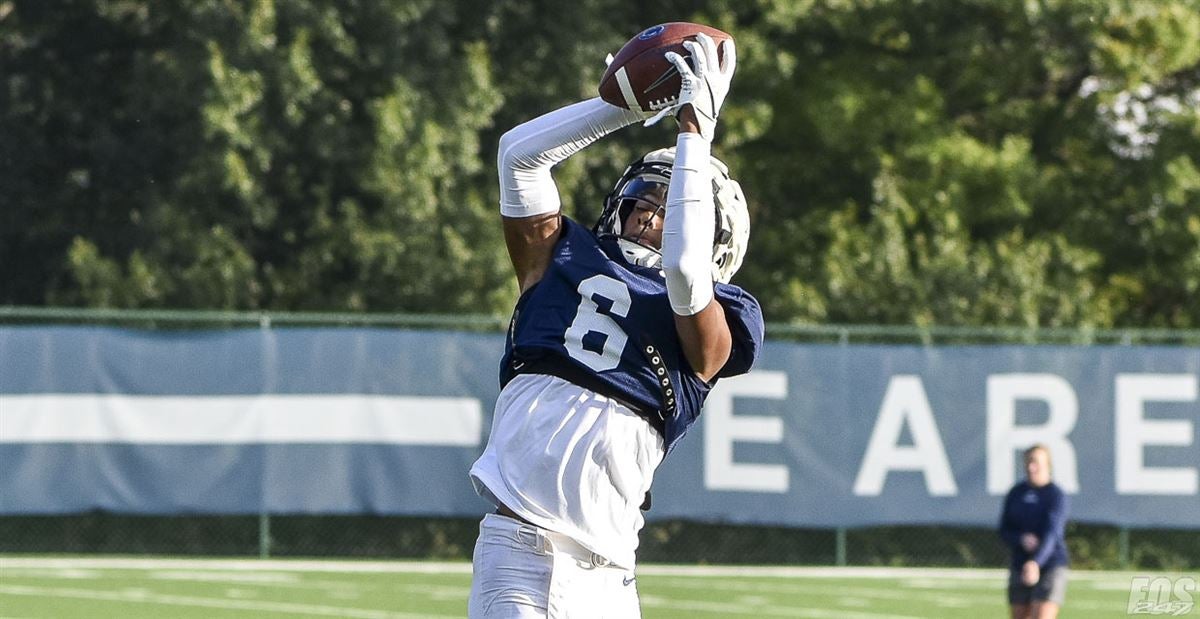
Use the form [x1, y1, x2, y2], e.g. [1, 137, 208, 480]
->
[986, 374, 1080, 494]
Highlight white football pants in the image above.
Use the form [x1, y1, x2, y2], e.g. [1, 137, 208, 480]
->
[468, 513, 641, 618]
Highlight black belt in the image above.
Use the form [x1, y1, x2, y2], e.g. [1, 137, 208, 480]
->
[499, 497, 650, 518]
[496, 503, 534, 525]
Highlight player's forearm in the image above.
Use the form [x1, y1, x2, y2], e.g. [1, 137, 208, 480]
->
[498, 97, 644, 218]
[663, 129, 731, 380]
[661, 131, 715, 315]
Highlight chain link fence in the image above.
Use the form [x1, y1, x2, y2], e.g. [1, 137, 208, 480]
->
[2, 306, 1198, 569]
[1, 514, 1197, 570]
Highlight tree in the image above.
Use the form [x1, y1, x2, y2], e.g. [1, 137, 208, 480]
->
[3, 0, 510, 313]
[708, 0, 1200, 328]
[2, 0, 1197, 328]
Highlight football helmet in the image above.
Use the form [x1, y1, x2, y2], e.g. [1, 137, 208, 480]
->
[594, 147, 749, 283]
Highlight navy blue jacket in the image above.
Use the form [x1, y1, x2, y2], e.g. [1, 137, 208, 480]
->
[998, 481, 1070, 571]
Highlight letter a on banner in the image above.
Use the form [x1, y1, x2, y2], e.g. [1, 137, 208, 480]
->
[854, 375, 958, 496]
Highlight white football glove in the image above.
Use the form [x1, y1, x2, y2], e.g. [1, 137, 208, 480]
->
[644, 33, 736, 142]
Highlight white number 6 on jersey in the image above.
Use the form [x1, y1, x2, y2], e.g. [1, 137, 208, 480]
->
[564, 275, 631, 372]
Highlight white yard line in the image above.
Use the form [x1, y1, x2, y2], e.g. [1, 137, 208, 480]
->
[0, 557, 474, 574]
[1, 566, 472, 602]
[639, 594, 924, 619]
[0, 584, 457, 619]
[0, 557, 1003, 579]
[641, 565, 1011, 579]
[151, 570, 301, 583]
[647, 576, 999, 609]
[0, 556, 1156, 583]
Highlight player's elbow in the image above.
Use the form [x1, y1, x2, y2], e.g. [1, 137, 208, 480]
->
[498, 128, 561, 217]
[498, 125, 543, 174]
[684, 335, 731, 381]
[673, 303, 731, 381]
[497, 127, 524, 173]
[663, 258, 713, 314]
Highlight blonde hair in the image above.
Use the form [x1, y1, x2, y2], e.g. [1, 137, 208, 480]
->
[1024, 443, 1052, 472]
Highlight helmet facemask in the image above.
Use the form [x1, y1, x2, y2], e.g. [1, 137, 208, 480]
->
[596, 148, 749, 282]
[595, 160, 672, 270]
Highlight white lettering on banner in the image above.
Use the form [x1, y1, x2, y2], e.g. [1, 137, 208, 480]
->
[1115, 374, 1199, 495]
[986, 374, 1080, 494]
[703, 371, 789, 493]
[0, 394, 482, 446]
[853, 375, 958, 497]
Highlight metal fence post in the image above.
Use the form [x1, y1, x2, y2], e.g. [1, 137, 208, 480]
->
[259, 312, 272, 559]
[834, 328, 850, 567]
[1118, 526, 1130, 568]
[259, 511, 272, 559]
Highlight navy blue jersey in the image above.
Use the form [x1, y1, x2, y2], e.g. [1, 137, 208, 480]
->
[500, 217, 764, 453]
[998, 481, 1070, 570]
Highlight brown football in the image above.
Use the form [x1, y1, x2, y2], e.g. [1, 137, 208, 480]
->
[599, 22, 732, 114]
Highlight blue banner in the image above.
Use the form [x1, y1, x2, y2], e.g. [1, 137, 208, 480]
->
[1, 326, 1197, 527]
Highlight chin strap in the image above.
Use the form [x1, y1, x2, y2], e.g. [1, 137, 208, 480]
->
[616, 238, 662, 269]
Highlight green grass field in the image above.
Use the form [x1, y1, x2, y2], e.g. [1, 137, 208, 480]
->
[0, 557, 1166, 618]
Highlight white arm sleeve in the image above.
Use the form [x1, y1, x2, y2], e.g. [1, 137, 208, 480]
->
[662, 132, 715, 316]
[498, 97, 644, 218]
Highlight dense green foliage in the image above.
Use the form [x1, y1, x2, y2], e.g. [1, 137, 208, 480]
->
[3, 0, 1198, 326]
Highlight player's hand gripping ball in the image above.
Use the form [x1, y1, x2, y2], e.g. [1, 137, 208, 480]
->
[599, 22, 732, 116]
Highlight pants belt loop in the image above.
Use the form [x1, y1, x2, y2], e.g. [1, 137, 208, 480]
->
[517, 524, 545, 555]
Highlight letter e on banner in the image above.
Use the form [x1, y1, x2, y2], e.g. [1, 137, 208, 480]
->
[704, 371, 789, 493]
[1115, 374, 1198, 495]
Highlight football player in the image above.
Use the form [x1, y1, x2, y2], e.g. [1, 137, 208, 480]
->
[468, 33, 762, 618]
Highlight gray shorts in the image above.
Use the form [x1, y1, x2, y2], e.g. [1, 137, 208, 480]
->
[1008, 566, 1068, 606]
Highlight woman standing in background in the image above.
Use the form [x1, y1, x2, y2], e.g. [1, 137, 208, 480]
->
[999, 444, 1070, 619]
